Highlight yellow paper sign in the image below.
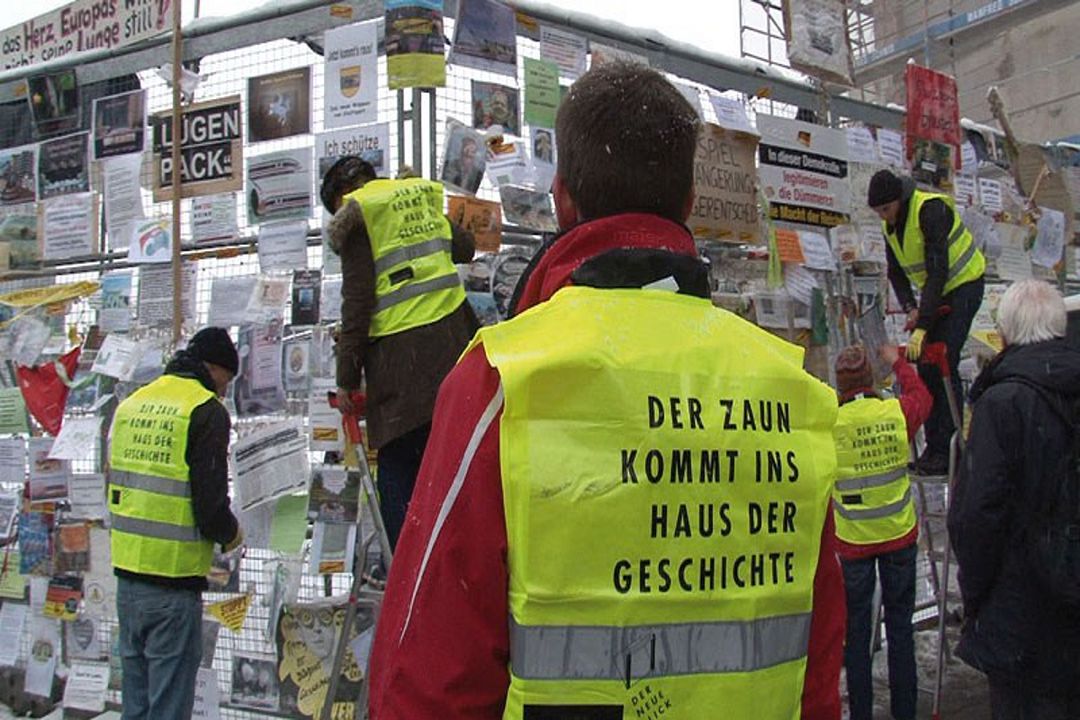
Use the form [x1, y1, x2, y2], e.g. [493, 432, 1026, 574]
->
[206, 593, 252, 633]
[969, 329, 1004, 354]
[0, 281, 100, 308]
[0, 552, 26, 600]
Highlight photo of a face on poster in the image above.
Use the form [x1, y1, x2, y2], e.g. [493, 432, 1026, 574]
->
[231, 654, 280, 711]
[532, 128, 554, 164]
[472, 81, 519, 136]
[248, 67, 312, 142]
[440, 120, 486, 195]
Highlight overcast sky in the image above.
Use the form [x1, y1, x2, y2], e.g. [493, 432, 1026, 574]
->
[0, 0, 742, 60]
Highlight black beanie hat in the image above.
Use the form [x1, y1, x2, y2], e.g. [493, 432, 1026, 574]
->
[867, 169, 903, 207]
[187, 327, 239, 376]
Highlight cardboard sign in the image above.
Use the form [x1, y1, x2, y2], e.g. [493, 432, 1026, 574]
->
[688, 123, 760, 243]
[448, 195, 502, 253]
[151, 96, 243, 202]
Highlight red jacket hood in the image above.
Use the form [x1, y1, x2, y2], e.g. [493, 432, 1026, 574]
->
[511, 213, 698, 314]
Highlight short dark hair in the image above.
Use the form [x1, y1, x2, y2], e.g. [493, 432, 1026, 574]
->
[555, 61, 700, 223]
[320, 156, 377, 213]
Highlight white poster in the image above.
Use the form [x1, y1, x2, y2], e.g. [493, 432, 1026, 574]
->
[324, 21, 379, 129]
[954, 174, 977, 208]
[0, 438, 26, 485]
[245, 276, 290, 321]
[91, 334, 143, 381]
[40, 192, 96, 260]
[995, 224, 1033, 281]
[103, 154, 145, 250]
[321, 278, 343, 322]
[137, 262, 198, 327]
[191, 194, 238, 243]
[68, 473, 107, 521]
[192, 667, 223, 720]
[978, 178, 1003, 212]
[797, 230, 837, 271]
[539, 26, 586, 81]
[0, 491, 18, 543]
[247, 149, 313, 225]
[309, 379, 345, 453]
[48, 417, 103, 460]
[876, 129, 905, 169]
[757, 115, 851, 228]
[24, 616, 60, 698]
[231, 419, 310, 512]
[28, 437, 70, 501]
[61, 661, 110, 712]
[127, 217, 173, 264]
[845, 127, 878, 164]
[709, 95, 755, 134]
[258, 220, 309, 273]
[0, 603, 26, 667]
[209, 276, 259, 327]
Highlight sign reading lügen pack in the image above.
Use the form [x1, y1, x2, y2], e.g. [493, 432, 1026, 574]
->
[151, 95, 242, 202]
[1, 0, 168, 71]
[757, 114, 851, 228]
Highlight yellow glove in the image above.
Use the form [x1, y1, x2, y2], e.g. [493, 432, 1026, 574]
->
[907, 328, 927, 362]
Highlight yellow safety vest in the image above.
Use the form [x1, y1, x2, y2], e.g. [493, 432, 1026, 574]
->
[832, 397, 917, 545]
[883, 189, 984, 296]
[474, 286, 838, 720]
[345, 178, 465, 337]
[109, 375, 217, 578]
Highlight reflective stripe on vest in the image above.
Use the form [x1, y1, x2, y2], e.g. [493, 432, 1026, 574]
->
[109, 375, 217, 578]
[832, 397, 917, 545]
[883, 189, 984, 295]
[475, 285, 839, 719]
[510, 613, 812, 681]
[346, 178, 465, 337]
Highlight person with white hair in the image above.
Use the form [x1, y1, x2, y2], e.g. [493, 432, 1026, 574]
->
[948, 279, 1080, 719]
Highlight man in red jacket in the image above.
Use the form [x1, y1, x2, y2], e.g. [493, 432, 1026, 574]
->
[369, 61, 845, 719]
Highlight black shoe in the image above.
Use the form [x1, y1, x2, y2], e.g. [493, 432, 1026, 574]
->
[913, 453, 949, 476]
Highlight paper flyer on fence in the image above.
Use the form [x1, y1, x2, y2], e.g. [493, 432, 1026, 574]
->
[235, 320, 286, 416]
[137, 262, 197, 327]
[193, 667, 223, 720]
[91, 333, 143, 381]
[258, 220, 309, 273]
[62, 661, 110, 712]
[103, 153, 145, 250]
[232, 418, 309, 511]
[191, 193, 238, 243]
[0, 602, 26, 667]
[47, 416, 102, 460]
[523, 59, 559, 129]
[67, 614, 105, 661]
[539, 25, 586, 80]
[68, 473, 106, 521]
[24, 616, 59, 698]
[324, 20, 379, 129]
[28, 437, 69, 501]
[710, 95, 755, 134]
[0, 437, 26, 484]
[309, 380, 344, 452]
[127, 216, 173, 264]
[209, 276, 258, 327]
[39, 192, 97, 260]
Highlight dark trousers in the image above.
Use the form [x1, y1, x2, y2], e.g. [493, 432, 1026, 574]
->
[919, 276, 984, 458]
[376, 422, 431, 550]
[842, 544, 918, 720]
[990, 677, 1080, 720]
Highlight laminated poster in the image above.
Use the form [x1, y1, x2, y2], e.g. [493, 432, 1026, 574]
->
[92, 89, 147, 160]
[539, 25, 586, 81]
[36, 132, 90, 199]
[523, 58, 559, 129]
[324, 21, 379, 129]
[448, 0, 517, 76]
[230, 652, 279, 711]
[472, 81, 519, 136]
[39, 192, 97, 260]
[248, 67, 312, 143]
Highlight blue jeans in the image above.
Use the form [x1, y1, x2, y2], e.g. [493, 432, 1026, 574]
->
[117, 576, 203, 720]
[377, 423, 431, 550]
[920, 276, 984, 458]
[842, 543, 918, 720]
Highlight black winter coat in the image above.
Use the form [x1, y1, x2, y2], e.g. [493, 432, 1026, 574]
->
[948, 338, 1080, 686]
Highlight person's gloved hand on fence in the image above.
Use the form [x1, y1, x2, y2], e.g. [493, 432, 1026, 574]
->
[907, 329, 927, 362]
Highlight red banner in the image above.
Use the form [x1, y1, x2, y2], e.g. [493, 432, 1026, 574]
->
[905, 63, 961, 156]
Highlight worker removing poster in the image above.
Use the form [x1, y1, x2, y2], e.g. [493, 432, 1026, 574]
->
[757, 114, 851, 228]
